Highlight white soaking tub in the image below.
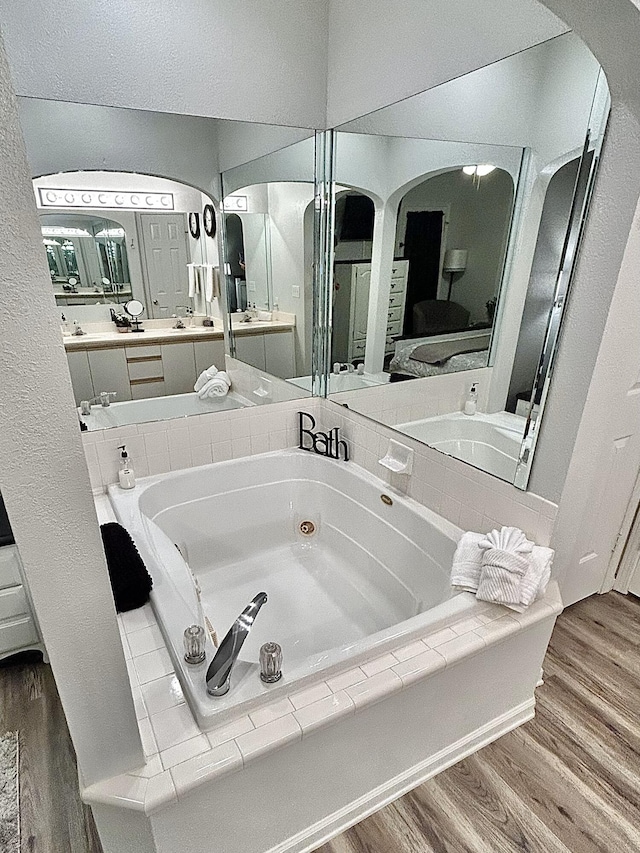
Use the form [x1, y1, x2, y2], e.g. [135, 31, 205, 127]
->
[112, 450, 476, 728]
[396, 410, 526, 481]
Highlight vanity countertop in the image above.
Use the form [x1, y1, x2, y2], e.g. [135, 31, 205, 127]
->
[63, 318, 295, 351]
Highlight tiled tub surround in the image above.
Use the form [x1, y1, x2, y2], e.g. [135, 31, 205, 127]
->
[108, 449, 483, 728]
[89, 491, 562, 825]
[82, 398, 557, 549]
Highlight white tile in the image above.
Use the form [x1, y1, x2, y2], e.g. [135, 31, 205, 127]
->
[127, 624, 165, 657]
[250, 434, 271, 454]
[361, 653, 398, 678]
[146, 453, 171, 476]
[437, 632, 485, 666]
[294, 690, 354, 736]
[289, 682, 332, 711]
[150, 703, 201, 753]
[132, 686, 148, 720]
[213, 440, 233, 462]
[141, 674, 185, 716]
[392, 649, 446, 686]
[129, 755, 163, 779]
[440, 494, 461, 525]
[231, 437, 252, 458]
[474, 615, 521, 643]
[423, 627, 458, 648]
[143, 431, 169, 457]
[171, 741, 243, 797]
[326, 667, 367, 693]
[86, 773, 148, 811]
[345, 669, 402, 709]
[125, 659, 139, 687]
[191, 444, 213, 467]
[120, 632, 132, 661]
[138, 717, 158, 758]
[144, 770, 177, 814]
[450, 616, 485, 636]
[206, 714, 254, 749]
[249, 697, 295, 728]
[236, 714, 301, 765]
[392, 639, 429, 663]
[121, 605, 156, 634]
[133, 648, 174, 685]
[188, 421, 210, 448]
[160, 734, 209, 770]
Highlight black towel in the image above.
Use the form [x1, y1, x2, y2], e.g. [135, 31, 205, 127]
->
[100, 522, 153, 612]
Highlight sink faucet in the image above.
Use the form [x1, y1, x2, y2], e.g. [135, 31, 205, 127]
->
[79, 392, 116, 415]
[333, 362, 355, 374]
[206, 592, 268, 696]
[172, 314, 186, 329]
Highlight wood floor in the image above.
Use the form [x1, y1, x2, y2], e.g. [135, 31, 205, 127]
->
[0, 593, 638, 853]
[319, 592, 640, 853]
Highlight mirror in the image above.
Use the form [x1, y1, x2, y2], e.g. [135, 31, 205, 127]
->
[325, 33, 610, 489]
[18, 97, 316, 429]
[219, 134, 321, 397]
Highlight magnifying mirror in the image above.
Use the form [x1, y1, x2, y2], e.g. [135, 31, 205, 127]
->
[124, 299, 145, 332]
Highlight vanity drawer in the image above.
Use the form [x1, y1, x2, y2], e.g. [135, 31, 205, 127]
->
[391, 263, 407, 278]
[0, 616, 38, 655]
[130, 380, 166, 399]
[388, 291, 404, 309]
[0, 546, 21, 591]
[0, 585, 28, 621]
[387, 306, 402, 324]
[390, 278, 406, 294]
[125, 344, 162, 359]
[128, 358, 164, 381]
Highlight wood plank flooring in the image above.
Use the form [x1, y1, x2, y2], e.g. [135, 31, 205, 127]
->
[0, 652, 102, 853]
[318, 592, 640, 853]
[0, 592, 638, 852]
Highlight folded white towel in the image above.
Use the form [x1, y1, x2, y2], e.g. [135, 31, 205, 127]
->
[476, 548, 530, 607]
[194, 365, 218, 393]
[450, 532, 485, 593]
[479, 526, 533, 556]
[516, 546, 553, 611]
[198, 371, 231, 399]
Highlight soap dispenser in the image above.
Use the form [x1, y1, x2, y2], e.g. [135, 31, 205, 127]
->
[464, 383, 479, 416]
[118, 445, 136, 490]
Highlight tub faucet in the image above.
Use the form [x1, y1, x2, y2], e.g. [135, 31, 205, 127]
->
[206, 592, 268, 696]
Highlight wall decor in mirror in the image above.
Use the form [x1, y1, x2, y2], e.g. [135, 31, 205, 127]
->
[17, 97, 318, 429]
[325, 33, 610, 490]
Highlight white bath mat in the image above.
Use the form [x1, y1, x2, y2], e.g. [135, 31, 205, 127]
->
[0, 730, 19, 852]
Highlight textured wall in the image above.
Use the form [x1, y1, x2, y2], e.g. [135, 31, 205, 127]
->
[0, 38, 144, 785]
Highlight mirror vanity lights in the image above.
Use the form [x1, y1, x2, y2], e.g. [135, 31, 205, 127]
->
[324, 33, 610, 489]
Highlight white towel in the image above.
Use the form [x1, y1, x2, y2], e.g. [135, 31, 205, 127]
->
[194, 365, 218, 393]
[516, 546, 553, 611]
[204, 265, 221, 303]
[187, 263, 200, 298]
[198, 371, 231, 399]
[476, 548, 530, 608]
[450, 532, 485, 593]
[478, 526, 533, 556]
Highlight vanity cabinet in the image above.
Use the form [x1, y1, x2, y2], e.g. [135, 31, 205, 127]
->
[0, 545, 44, 662]
[235, 329, 295, 378]
[194, 339, 226, 375]
[333, 260, 409, 363]
[67, 350, 94, 405]
[161, 343, 197, 396]
[88, 348, 132, 402]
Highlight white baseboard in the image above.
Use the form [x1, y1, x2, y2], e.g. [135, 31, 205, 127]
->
[271, 697, 536, 853]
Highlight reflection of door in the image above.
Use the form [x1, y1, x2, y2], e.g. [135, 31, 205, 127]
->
[224, 214, 246, 312]
[137, 213, 190, 319]
[402, 210, 444, 334]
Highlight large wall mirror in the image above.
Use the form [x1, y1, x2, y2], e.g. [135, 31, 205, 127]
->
[325, 33, 610, 489]
[17, 98, 316, 431]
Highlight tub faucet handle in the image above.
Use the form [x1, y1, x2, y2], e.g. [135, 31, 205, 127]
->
[259, 642, 282, 683]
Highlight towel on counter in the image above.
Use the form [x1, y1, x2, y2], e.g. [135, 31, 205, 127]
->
[100, 522, 153, 612]
[450, 531, 485, 593]
[515, 546, 554, 612]
[198, 370, 231, 399]
[194, 364, 218, 393]
[476, 548, 530, 608]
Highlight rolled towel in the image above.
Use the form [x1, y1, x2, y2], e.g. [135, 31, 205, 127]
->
[194, 364, 218, 393]
[198, 371, 231, 399]
[450, 531, 485, 593]
[476, 548, 530, 608]
[478, 526, 533, 556]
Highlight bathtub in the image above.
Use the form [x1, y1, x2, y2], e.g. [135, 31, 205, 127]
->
[288, 371, 389, 393]
[396, 411, 526, 481]
[80, 390, 250, 430]
[107, 449, 487, 729]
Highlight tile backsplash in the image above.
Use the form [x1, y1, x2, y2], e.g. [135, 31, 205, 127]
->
[83, 395, 557, 546]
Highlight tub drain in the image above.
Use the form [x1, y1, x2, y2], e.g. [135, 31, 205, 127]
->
[299, 520, 316, 536]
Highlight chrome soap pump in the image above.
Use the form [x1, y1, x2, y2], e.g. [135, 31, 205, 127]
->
[118, 445, 136, 490]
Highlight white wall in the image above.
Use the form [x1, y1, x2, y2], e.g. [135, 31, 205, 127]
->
[326, 0, 568, 127]
[2, 0, 328, 128]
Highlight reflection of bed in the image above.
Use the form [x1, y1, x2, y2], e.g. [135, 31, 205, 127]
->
[390, 333, 490, 378]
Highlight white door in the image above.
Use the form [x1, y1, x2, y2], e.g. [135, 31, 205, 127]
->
[138, 213, 190, 319]
[352, 264, 371, 339]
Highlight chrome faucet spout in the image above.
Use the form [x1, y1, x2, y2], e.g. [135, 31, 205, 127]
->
[206, 592, 268, 697]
